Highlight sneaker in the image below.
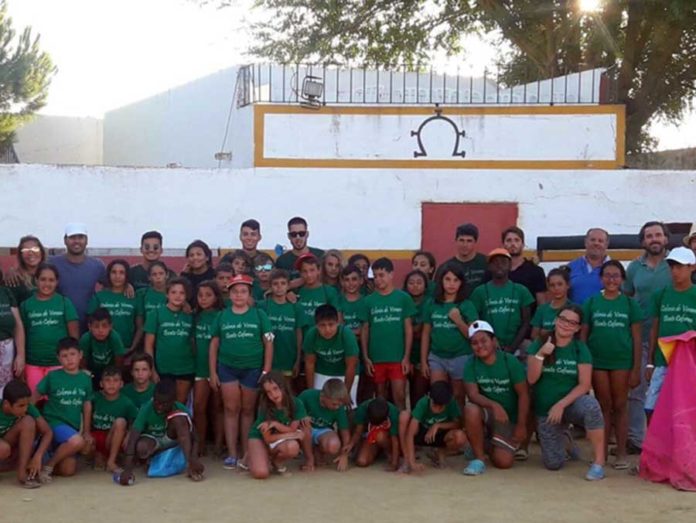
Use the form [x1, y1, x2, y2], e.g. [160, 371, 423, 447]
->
[223, 456, 238, 470]
[514, 448, 529, 461]
[585, 463, 605, 481]
[462, 459, 486, 476]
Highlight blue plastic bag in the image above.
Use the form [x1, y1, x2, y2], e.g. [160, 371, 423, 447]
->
[147, 446, 187, 478]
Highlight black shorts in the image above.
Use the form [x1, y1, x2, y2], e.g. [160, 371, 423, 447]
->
[414, 425, 448, 448]
[159, 373, 195, 384]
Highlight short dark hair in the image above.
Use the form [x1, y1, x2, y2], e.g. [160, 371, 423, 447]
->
[638, 221, 671, 242]
[411, 251, 437, 272]
[298, 256, 320, 270]
[315, 304, 339, 323]
[501, 226, 525, 244]
[371, 257, 394, 272]
[347, 253, 370, 267]
[140, 231, 163, 245]
[600, 259, 626, 279]
[148, 260, 168, 275]
[154, 378, 177, 401]
[2, 379, 31, 404]
[269, 268, 290, 282]
[253, 252, 274, 268]
[215, 262, 235, 275]
[36, 262, 60, 281]
[366, 397, 389, 425]
[341, 264, 363, 279]
[88, 307, 112, 324]
[455, 223, 479, 241]
[131, 352, 154, 369]
[241, 219, 261, 232]
[287, 216, 308, 229]
[429, 380, 453, 406]
[101, 366, 122, 379]
[167, 277, 191, 300]
[57, 336, 80, 354]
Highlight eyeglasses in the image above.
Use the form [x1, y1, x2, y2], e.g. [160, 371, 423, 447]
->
[142, 244, 161, 251]
[255, 264, 273, 272]
[20, 247, 41, 254]
[288, 231, 307, 238]
[557, 315, 581, 327]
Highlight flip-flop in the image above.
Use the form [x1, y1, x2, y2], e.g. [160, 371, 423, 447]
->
[613, 460, 629, 470]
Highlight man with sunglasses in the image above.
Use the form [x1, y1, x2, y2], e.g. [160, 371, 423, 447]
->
[275, 217, 325, 273]
[129, 231, 176, 291]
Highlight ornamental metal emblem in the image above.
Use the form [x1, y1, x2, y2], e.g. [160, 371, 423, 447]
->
[411, 108, 466, 158]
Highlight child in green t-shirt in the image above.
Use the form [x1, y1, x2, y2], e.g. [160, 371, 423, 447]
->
[86, 366, 137, 472]
[531, 267, 572, 341]
[79, 307, 126, 385]
[298, 379, 351, 472]
[362, 258, 416, 410]
[122, 352, 155, 410]
[350, 397, 400, 471]
[0, 379, 52, 488]
[462, 321, 529, 476]
[119, 378, 204, 484]
[215, 263, 235, 307]
[296, 254, 341, 334]
[247, 371, 312, 478]
[133, 261, 169, 349]
[411, 251, 437, 296]
[399, 380, 466, 473]
[252, 252, 274, 301]
[144, 277, 195, 404]
[403, 269, 431, 409]
[304, 304, 359, 404]
[34, 337, 94, 482]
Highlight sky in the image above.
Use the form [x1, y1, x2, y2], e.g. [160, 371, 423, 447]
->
[7, 0, 696, 151]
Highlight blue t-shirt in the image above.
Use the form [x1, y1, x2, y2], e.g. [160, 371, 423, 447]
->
[567, 256, 604, 305]
[49, 255, 106, 330]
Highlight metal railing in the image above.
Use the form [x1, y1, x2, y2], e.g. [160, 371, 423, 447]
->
[236, 63, 616, 108]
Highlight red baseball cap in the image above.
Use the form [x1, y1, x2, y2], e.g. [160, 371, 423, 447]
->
[294, 253, 319, 270]
[228, 274, 254, 288]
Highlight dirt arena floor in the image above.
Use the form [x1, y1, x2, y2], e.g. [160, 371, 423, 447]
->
[2, 443, 694, 523]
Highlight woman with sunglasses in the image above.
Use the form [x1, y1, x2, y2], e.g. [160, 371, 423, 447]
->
[4, 236, 47, 303]
[527, 303, 606, 481]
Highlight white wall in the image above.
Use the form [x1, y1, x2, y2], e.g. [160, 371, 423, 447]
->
[0, 164, 692, 250]
[103, 67, 251, 168]
[14, 115, 103, 165]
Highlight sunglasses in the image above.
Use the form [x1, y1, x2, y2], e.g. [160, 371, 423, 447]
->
[288, 231, 307, 238]
[21, 247, 41, 254]
[255, 263, 273, 272]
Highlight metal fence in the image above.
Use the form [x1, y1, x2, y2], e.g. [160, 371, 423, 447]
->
[236, 63, 617, 108]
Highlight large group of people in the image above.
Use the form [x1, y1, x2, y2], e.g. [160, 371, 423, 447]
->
[1, 217, 695, 489]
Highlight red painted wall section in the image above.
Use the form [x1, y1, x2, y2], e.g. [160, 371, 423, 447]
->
[421, 202, 520, 266]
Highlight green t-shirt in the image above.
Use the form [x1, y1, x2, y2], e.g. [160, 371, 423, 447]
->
[0, 286, 17, 340]
[0, 403, 41, 437]
[411, 298, 429, 364]
[338, 295, 368, 334]
[92, 392, 138, 430]
[252, 280, 267, 302]
[411, 395, 461, 427]
[583, 293, 643, 370]
[21, 294, 79, 366]
[424, 300, 478, 358]
[129, 264, 177, 292]
[248, 396, 307, 440]
[194, 309, 221, 378]
[463, 351, 526, 423]
[303, 325, 359, 376]
[470, 281, 535, 348]
[258, 299, 299, 372]
[37, 369, 93, 430]
[88, 290, 137, 347]
[353, 399, 399, 436]
[213, 307, 272, 369]
[144, 306, 195, 375]
[135, 287, 167, 321]
[364, 289, 417, 363]
[441, 254, 488, 294]
[297, 388, 349, 430]
[132, 399, 189, 437]
[650, 285, 696, 367]
[531, 301, 571, 333]
[122, 382, 155, 410]
[79, 331, 126, 373]
[527, 338, 592, 417]
[296, 285, 340, 332]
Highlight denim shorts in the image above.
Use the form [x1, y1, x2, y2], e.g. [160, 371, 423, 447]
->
[311, 427, 333, 445]
[428, 353, 472, 380]
[52, 424, 79, 446]
[645, 366, 668, 412]
[217, 363, 262, 389]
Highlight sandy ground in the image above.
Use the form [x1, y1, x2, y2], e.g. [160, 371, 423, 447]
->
[1, 445, 694, 523]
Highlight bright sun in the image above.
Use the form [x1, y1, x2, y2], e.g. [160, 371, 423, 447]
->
[579, 0, 603, 13]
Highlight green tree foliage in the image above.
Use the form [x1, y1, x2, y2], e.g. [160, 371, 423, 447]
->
[0, 0, 55, 149]
[212, 0, 696, 153]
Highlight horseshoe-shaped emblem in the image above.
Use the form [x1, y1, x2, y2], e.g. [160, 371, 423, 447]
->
[411, 108, 466, 158]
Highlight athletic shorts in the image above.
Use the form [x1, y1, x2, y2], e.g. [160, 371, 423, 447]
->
[217, 364, 261, 389]
[414, 425, 448, 448]
[92, 430, 109, 455]
[482, 408, 517, 454]
[311, 427, 334, 445]
[52, 424, 79, 446]
[645, 366, 668, 412]
[428, 353, 471, 381]
[372, 363, 404, 384]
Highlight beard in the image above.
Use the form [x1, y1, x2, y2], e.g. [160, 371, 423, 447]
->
[646, 243, 665, 255]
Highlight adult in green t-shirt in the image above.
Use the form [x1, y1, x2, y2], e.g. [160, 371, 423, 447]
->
[645, 247, 696, 421]
[362, 258, 416, 410]
[469, 249, 534, 354]
[304, 305, 359, 405]
[274, 216, 325, 282]
[462, 320, 529, 476]
[527, 304, 606, 481]
[531, 267, 572, 341]
[0, 282, 24, 391]
[209, 275, 273, 470]
[437, 223, 488, 295]
[421, 262, 478, 412]
[581, 261, 642, 468]
[144, 278, 195, 404]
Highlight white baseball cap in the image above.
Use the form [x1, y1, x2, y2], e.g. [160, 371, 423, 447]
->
[64, 223, 88, 237]
[666, 246, 696, 266]
[468, 320, 495, 338]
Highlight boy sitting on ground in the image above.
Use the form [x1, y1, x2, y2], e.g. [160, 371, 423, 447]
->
[350, 396, 400, 471]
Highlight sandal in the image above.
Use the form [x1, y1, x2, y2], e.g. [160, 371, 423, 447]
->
[38, 465, 53, 484]
[21, 478, 42, 489]
[462, 459, 486, 476]
[613, 460, 629, 471]
[514, 448, 529, 462]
